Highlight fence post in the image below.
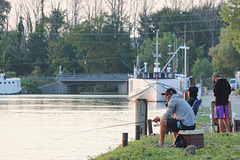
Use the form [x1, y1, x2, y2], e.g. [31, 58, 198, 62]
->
[182, 91, 188, 101]
[135, 99, 148, 135]
[147, 119, 153, 135]
[122, 133, 128, 147]
[135, 125, 140, 140]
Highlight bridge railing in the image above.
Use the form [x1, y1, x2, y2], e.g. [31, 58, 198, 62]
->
[59, 73, 129, 81]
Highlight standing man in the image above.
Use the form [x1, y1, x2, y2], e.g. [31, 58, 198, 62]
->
[152, 88, 196, 147]
[212, 73, 231, 133]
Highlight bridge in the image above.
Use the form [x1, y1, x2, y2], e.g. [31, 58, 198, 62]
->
[41, 73, 129, 94]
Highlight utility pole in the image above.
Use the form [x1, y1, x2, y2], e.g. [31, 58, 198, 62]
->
[41, 0, 44, 23]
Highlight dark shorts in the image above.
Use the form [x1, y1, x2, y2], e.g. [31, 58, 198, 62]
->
[215, 105, 228, 119]
[167, 119, 196, 132]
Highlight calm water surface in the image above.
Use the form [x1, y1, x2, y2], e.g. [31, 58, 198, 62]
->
[0, 95, 166, 160]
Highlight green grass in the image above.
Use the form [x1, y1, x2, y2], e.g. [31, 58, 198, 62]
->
[91, 105, 240, 160]
[196, 106, 211, 130]
[92, 132, 240, 160]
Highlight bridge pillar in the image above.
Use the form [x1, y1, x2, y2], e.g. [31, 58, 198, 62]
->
[118, 82, 128, 95]
[58, 82, 68, 93]
[67, 85, 81, 94]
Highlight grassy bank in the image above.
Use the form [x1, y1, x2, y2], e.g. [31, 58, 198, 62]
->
[92, 106, 240, 160]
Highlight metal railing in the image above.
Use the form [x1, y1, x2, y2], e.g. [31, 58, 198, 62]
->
[59, 73, 129, 81]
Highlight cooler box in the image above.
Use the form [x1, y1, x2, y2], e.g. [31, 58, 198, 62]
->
[179, 130, 204, 148]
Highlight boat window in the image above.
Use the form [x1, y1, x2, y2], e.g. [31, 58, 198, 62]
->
[0, 82, 1, 84]
[12, 81, 14, 84]
[4, 82, 6, 84]
[149, 73, 153, 78]
[161, 73, 165, 78]
[8, 82, 10, 84]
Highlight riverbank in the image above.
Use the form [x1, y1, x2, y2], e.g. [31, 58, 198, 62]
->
[92, 132, 240, 159]
[92, 93, 240, 159]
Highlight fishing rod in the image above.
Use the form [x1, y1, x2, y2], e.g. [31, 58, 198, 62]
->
[58, 121, 146, 139]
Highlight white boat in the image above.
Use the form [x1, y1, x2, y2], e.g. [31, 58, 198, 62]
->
[128, 32, 190, 102]
[0, 73, 21, 94]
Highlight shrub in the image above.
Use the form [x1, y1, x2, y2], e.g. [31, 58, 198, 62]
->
[21, 78, 41, 94]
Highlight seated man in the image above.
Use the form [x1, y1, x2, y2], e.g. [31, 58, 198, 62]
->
[153, 88, 196, 147]
[187, 86, 199, 107]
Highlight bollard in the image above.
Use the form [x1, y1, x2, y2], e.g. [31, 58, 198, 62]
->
[147, 119, 153, 135]
[122, 133, 128, 147]
[135, 125, 140, 140]
[135, 99, 147, 135]
[182, 91, 188, 101]
[232, 112, 235, 132]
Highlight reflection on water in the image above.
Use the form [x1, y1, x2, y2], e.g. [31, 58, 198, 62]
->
[0, 95, 165, 160]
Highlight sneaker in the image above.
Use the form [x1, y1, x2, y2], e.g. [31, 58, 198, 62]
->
[154, 143, 164, 147]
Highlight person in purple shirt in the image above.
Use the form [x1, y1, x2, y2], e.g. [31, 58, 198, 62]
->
[212, 73, 231, 133]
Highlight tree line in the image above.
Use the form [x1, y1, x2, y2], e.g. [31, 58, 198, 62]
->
[0, 0, 240, 84]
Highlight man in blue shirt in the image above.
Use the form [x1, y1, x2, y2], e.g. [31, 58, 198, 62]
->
[153, 88, 196, 147]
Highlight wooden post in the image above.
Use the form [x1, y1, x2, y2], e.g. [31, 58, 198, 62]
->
[147, 119, 153, 135]
[135, 125, 140, 140]
[122, 133, 128, 147]
[182, 91, 188, 101]
[135, 99, 147, 135]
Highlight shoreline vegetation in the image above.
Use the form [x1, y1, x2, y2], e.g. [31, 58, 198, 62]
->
[91, 99, 240, 160]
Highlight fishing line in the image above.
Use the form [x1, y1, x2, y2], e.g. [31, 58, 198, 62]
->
[57, 121, 146, 139]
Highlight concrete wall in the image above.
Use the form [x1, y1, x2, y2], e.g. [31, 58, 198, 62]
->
[41, 82, 68, 94]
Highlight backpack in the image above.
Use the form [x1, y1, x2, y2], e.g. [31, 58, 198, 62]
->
[192, 99, 202, 116]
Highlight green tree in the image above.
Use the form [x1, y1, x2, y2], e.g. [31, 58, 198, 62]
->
[0, 0, 11, 72]
[27, 23, 48, 76]
[2, 31, 26, 75]
[2, 16, 28, 76]
[46, 40, 70, 76]
[0, 0, 11, 33]
[45, 8, 66, 41]
[66, 12, 135, 73]
[191, 58, 213, 84]
[31, 66, 41, 77]
[209, 28, 240, 77]
[61, 34, 85, 74]
[220, 0, 240, 54]
[138, 4, 222, 58]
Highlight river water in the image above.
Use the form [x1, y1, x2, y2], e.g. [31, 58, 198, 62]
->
[0, 95, 166, 160]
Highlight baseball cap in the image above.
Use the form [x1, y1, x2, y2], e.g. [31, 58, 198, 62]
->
[161, 88, 177, 95]
[212, 73, 221, 80]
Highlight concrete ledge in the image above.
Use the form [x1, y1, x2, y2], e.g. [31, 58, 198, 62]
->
[179, 130, 204, 135]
